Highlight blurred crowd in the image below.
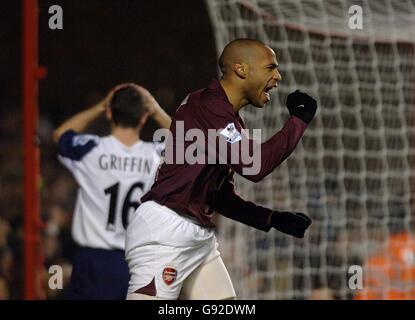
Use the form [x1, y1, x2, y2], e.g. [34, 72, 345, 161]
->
[0, 108, 78, 299]
[38, 113, 78, 300]
[0, 110, 24, 299]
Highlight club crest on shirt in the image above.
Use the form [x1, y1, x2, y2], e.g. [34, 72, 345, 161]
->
[162, 267, 177, 285]
[220, 122, 242, 144]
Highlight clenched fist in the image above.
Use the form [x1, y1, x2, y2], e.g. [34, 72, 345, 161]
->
[286, 90, 317, 124]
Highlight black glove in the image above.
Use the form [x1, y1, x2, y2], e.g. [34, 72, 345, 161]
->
[286, 90, 317, 124]
[269, 211, 312, 238]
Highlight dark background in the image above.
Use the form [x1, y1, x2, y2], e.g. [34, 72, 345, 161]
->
[0, 0, 218, 299]
[1, 0, 217, 134]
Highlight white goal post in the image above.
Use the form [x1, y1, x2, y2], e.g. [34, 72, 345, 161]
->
[205, 0, 415, 299]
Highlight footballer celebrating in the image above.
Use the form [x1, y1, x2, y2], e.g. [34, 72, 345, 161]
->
[125, 39, 317, 300]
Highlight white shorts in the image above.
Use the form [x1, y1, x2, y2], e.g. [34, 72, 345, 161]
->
[125, 201, 220, 299]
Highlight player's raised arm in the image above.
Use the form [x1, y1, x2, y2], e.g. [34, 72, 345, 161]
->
[233, 90, 317, 182]
[199, 90, 317, 183]
[135, 86, 171, 129]
[52, 93, 108, 143]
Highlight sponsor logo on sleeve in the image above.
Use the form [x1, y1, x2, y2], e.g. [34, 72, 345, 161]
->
[219, 123, 242, 144]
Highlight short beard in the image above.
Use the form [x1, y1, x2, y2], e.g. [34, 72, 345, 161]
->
[248, 97, 264, 108]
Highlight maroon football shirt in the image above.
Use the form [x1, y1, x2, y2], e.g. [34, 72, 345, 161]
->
[141, 79, 307, 231]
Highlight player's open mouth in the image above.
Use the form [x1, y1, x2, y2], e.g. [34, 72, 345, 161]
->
[264, 84, 277, 103]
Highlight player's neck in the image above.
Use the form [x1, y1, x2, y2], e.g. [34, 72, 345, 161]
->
[111, 126, 141, 147]
[220, 78, 247, 113]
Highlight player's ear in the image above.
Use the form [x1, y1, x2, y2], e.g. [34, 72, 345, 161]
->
[234, 63, 247, 79]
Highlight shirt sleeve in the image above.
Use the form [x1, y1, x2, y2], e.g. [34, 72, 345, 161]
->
[212, 175, 272, 232]
[200, 95, 307, 182]
[57, 130, 99, 170]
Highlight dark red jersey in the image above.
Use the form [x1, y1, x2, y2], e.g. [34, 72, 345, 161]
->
[141, 79, 307, 230]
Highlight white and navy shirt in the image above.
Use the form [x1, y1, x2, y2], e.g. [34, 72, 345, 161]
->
[58, 130, 163, 250]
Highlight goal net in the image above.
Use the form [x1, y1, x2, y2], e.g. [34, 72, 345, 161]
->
[205, 0, 415, 299]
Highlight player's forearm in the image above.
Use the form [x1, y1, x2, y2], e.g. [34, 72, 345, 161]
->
[52, 101, 105, 143]
[138, 87, 171, 129]
[213, 181, 272, 232]
[216, 195, 272, 232]
[257, 116, 307, 177]
[231, 116, 307, 182]
[152, 108, 171, 129]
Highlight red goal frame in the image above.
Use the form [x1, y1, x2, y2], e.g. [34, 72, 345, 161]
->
[22, 0, 46, 299]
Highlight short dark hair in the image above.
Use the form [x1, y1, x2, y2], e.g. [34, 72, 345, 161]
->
[109, 86, 146, 128]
